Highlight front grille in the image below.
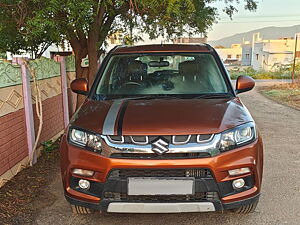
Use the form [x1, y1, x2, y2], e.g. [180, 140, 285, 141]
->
[107, 134, 213, 145]
[108, 168, 212, 179]
[110, 152, 211, 159]
[103, 192, 219, 202]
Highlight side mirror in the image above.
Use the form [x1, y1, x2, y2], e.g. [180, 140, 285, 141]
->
[70, 78, 89, 95]
[236, 75, 255, 94]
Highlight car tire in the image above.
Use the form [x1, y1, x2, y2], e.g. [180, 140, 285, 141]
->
[231, 199, 259, 214]
[70, 204, 94, 214]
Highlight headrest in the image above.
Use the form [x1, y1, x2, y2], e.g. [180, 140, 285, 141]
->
[127, 60, 147, 74]
[178, 60, 198, 76]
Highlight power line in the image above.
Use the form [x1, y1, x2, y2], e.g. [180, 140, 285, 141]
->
[220, 14, 300, 19]
[218, 19, 300, 24]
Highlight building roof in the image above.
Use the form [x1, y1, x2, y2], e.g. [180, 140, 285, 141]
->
[111, 44, 211, 54]
[263, 51, 293, 54]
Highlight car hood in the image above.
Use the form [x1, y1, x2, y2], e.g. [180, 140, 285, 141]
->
[71, 98, 253, 135]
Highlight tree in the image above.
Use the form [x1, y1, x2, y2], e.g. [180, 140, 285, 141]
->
[0, 0, 258, 92]
[0, 1, 60, 58]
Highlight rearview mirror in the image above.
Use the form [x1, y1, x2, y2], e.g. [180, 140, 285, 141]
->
[236, 75, 255, 94]
[71, 78, 89, 95]
[148, 61, 170, 67]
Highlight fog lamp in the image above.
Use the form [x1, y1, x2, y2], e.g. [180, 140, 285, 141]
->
[72, 168, 94, 177]
[232, 178, 245, 190]
[228, 167, 250, 176]
[78, 179, 90, 190]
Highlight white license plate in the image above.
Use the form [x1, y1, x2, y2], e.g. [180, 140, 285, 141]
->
[128, 177, 195, 195]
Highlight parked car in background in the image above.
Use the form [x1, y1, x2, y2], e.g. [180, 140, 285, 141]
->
[60, 44, 263, 214]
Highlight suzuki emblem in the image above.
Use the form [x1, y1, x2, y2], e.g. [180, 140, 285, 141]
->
[151, 138, 169, 155]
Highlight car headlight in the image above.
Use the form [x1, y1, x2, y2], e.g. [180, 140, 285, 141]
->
[220, 122, 256, 152]
[69, 128, 102, 153]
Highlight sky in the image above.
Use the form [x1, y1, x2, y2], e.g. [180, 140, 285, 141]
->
[208, 0, 300, 41]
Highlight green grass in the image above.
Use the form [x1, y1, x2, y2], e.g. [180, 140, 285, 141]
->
[264, 89, 291, 97]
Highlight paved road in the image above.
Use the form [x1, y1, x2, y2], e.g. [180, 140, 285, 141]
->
[35, 84, 300, 225]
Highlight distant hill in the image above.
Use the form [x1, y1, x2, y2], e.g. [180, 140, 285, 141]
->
[209, 25, 300, 47]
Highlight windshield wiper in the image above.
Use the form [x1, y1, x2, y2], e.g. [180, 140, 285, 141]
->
[193, 93, 232, 99]
[94, 93, 230, 101]
[103, 94, 183, 101]
[126, 95, 182, 100]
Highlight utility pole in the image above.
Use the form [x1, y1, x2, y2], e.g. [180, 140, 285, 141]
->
[292, 33, 299, 83]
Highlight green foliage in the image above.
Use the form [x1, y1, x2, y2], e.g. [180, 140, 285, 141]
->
[0, 0, 258, 79]
[0, 0, 257, 51]
[123, 35, 135, 46]
[0, 52, 6, 59]
[0, 0, 61, 57]
[290, 63, 300, 74]
[41, 140, 59, 153]
[229, 67, 294, 80]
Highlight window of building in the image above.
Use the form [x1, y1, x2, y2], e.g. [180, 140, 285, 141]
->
[227, 55, 232, 59]
[246, 54, 250, 60]
[236, 54, 241, 59]
[256, 54, 259, 60]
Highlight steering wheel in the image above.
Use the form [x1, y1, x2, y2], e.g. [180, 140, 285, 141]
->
[121, 81, 143, 87]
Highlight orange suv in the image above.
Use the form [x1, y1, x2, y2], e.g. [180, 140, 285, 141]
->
[60, 44, 263, 214]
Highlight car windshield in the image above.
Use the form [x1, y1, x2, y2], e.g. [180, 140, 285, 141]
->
[94, 53, 229, 99]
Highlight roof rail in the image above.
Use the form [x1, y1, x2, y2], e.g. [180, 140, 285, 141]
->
[204, 43, 214, 52]
[107, 45, 125, 54]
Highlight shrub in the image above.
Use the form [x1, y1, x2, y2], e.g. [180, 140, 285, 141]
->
[228, 67, 294, 80]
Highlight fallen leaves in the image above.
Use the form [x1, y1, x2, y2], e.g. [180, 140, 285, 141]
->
[0, 140, 60, 225]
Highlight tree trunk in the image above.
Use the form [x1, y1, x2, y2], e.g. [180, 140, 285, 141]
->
[70, 34, 100, 109]
[87, 32, 99, 88]
[74, 45, 89, 108]
[69, 9, 115, 109]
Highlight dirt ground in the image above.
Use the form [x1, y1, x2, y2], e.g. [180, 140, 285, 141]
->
[2, 81, 300, 225]
[260, 83, 300, 111]
[0, 146, 60, 225]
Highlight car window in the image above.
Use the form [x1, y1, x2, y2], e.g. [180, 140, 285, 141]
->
[96, 53, 228, 96]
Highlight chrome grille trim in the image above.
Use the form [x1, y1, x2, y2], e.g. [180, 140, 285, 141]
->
[172, 135, 191, 145]
[101, 134, 221, 157]
[106, 134, 214, 145]
[130, 136, 149, 145]
[197, 134, 214, 143]
[110, 152, 211, 159]
[107, 135, 125, 144]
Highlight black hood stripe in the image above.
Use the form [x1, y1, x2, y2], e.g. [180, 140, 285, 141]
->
[117, 100, 129, 135]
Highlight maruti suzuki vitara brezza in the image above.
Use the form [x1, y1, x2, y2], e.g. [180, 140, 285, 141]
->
[60, 44, 263, 214]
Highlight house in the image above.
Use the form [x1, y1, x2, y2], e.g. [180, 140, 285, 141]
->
[215, 44, 242, 65]
[242, 33, 300, 71]
[6, 41, 73, 60]
[173, 37, 208, 44]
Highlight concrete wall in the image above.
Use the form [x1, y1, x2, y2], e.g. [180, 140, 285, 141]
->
[0, 56, 76, 187]
[252, 42, 264, 71]
[0, 109, 28, 177]
[241, 44, 252, 66]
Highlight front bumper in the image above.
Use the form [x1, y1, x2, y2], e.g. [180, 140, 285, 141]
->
[60, 135, 263, 213]
[65, 192, 260, 213]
